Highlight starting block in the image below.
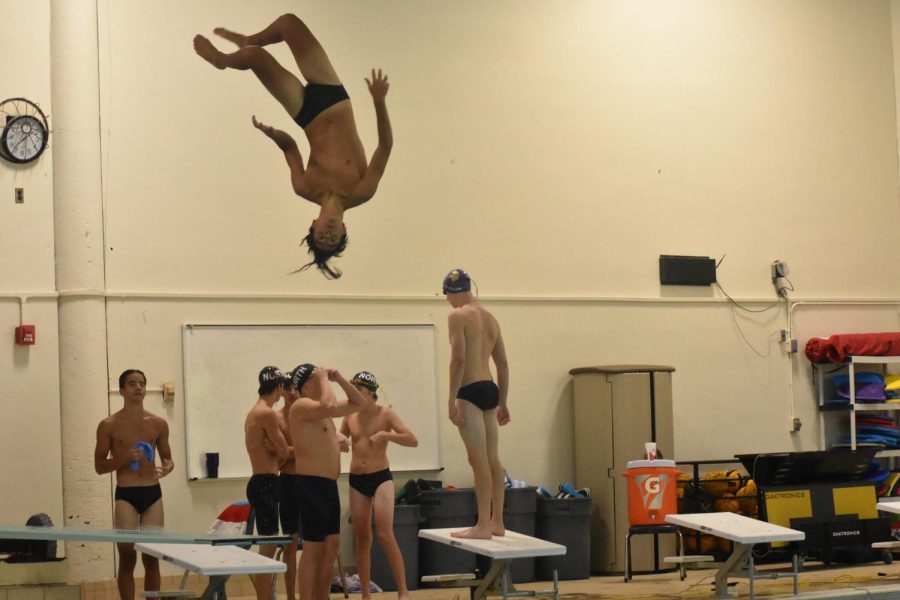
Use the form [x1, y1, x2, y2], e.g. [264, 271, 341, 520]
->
[418, 529, 566, 600]
[136, 543, 285, 600]
[666, 513, 804, 600]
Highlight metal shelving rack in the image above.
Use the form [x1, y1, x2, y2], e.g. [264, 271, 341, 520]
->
[816, 355, 900, 456]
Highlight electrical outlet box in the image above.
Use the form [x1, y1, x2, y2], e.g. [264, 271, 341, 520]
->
[162, 383, 175, 404]
[771, 260, 789, 280]
[14, 188, 23, 204]
[659, 255, 717, 286]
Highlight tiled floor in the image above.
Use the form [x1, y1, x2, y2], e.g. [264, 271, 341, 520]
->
[75, 562, 900, 600]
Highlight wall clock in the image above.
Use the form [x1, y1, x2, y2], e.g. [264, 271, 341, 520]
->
[0, 97, 49, 164]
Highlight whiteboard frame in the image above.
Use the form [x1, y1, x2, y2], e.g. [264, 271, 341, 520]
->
[181, 322, 443, 481]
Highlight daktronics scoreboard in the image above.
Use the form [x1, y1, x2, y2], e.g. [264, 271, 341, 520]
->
[737, 451, 891, 564]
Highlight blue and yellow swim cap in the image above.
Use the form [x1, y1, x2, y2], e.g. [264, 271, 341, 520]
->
[442, 268, 472, 294]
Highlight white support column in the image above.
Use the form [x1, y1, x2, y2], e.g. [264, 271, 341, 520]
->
[50, 0, 114, 581]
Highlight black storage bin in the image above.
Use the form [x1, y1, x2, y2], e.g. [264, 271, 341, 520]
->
[476, 487, 537, 583]
[419, 489, 477, 583]
[536, 496, 591, 580]
[370, 504, 421, 591]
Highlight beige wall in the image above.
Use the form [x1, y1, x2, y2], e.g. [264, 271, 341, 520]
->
[2, 0, 900, 582]
[101, 1, 900, 297]
[0, 0, 64, 530]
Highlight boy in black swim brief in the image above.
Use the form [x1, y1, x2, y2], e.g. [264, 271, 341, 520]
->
[340, 371, 418, 600]
[443, 269, 512, 540]
[193, 13, 393, 280]
[94, 369, 175, 600]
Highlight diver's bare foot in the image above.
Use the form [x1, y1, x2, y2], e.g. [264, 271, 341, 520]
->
[491, 525, 506, 537]
[398, 592, 411, 600]
[193, 35, 226, 69]
[451, 526, 492, 540]
[214, 27, 249, 47]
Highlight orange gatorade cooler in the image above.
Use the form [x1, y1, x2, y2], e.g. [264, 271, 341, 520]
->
[622, 459, 678, 525]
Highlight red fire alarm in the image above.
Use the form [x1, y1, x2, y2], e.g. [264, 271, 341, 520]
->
[15, 325, 35, 345]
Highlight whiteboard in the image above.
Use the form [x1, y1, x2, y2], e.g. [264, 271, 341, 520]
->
[182, 323, 441, 480]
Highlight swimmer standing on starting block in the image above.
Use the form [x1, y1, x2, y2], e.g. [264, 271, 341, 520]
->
[245, 366, 291, 600]
[94, 369, 175, 600]
[289, 364, 371, 600]
[193, 13, 393, 279]
[340, 371, 418, 600]
[443, 269, 511, 539]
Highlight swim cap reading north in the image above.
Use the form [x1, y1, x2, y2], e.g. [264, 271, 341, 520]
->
[291, 363, 316, 390]
[351, 371, 379, 391]
[258, 366, 285, 386]
[442, 268, 472, 294]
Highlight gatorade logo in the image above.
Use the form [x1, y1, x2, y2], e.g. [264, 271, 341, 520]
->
[636, 473, 669, 510]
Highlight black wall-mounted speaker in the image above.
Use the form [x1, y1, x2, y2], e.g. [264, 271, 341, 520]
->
[659, 255, 717, 286]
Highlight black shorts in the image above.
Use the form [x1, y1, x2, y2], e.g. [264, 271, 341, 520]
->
[246, 474, 280, 536]
[294, 84, 350, 129]
[458, 380, 500, 411]
[115, 484, 162, 515]
[349, 468, 393, 498]
[279, 473, 302, 536]
[295, 475, 340, 542]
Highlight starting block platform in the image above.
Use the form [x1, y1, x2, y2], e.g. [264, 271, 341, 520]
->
[0, 524, 290, 547]
[136, 543, 285, 600]
[0, 525, 290, 599]
[877, 500, 900, 515]
[418, 528, 566, 600]
[666, 513, 804, 600]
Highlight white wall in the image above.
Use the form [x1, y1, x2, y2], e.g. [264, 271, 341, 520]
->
[0, 0, 63, 530]
[1, 0, 900, 582]
[100, 1, 900, 297]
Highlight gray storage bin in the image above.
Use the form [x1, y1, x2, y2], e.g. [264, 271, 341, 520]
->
[370, 504, 421, 591]
[476, 487, 537, 583]
[536, 495, 592, 580]
[418, 489, 477, 583]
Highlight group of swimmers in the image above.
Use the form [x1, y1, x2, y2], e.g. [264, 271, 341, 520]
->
[94, 267, 511, 600]
[245, 363, 416, 600]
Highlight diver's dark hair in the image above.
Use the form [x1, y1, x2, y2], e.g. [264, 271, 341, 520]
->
[119, 369, 146, 389]
[292, 226, 349, 279]
[258, 379, 282, 396]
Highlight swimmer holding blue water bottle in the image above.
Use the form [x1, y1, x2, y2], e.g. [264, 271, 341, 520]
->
[94, 369, 174, 600]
